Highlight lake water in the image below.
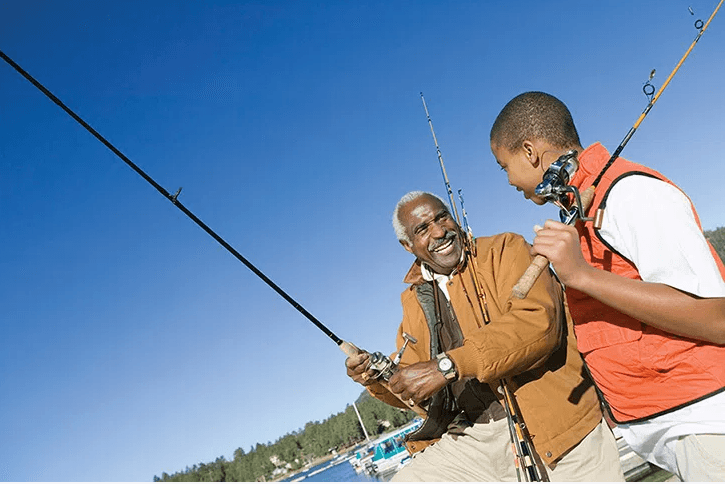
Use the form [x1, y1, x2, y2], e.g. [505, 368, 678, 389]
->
[282, 459, 386, 482]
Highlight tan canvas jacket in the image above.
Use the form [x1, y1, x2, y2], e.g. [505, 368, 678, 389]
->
[368, 232, 602, 466]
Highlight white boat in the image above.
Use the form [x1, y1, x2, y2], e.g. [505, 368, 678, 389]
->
[350, 418, 423, 479]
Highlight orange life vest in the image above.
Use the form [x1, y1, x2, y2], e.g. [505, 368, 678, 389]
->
[565, 143, 725, 423]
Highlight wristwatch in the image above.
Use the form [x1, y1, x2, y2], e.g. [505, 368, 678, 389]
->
[435, 352, 458, 381]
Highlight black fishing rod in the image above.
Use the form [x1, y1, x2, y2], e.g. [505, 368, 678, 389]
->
[0, 48, 344, 347]
[0, 47, 428, 416]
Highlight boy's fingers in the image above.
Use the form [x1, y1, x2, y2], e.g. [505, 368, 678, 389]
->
[543, 219, 567, 229]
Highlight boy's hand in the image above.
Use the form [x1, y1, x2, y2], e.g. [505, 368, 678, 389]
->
[532, 220, 593, 289]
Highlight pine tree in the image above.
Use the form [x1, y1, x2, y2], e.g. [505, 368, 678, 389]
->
[705, 226, 725, 262]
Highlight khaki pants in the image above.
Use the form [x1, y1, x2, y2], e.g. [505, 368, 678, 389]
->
[674, 434, 725, 481]
[392, 418, 624, 482]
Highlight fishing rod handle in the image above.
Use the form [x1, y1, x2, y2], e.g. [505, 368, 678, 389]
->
[339, 340, 361, 357]
[339, 341, 428, 417]
[511, 256, 551, 300]
[511, 186, 595, 299]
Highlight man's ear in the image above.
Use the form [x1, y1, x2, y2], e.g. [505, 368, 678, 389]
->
[522, 140, 539, 168]
[400, 239, 414, 254]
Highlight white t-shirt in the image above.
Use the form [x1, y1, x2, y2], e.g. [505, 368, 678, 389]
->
[597, 174, 725, 474]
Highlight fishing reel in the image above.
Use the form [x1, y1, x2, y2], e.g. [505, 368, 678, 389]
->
[366, 332, 417, 382]
[535, 150, 588, 224]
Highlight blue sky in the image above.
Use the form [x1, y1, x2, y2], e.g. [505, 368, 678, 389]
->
[1, 1, 723, 481]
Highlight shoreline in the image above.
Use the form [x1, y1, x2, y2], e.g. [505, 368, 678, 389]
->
[273, 442, 363, 482]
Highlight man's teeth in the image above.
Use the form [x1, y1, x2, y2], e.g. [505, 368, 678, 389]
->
[433, 239, 453, 252]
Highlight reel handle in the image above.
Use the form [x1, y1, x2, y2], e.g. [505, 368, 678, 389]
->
[512, 186, 596, 299]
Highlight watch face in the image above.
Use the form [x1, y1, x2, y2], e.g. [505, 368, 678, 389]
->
[438, 358, 453, 372]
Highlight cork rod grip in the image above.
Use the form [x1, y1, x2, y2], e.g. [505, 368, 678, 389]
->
[511, 186, 596, 299]
[511, 256, 550, 299]
[339, 340, 361, 358]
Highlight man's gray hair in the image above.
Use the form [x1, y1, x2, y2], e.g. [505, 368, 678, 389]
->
[392, 191, 450, 244]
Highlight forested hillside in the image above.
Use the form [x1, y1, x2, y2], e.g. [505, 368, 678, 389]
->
[705, 226, 725, 262]
[154, 391, 415, 482]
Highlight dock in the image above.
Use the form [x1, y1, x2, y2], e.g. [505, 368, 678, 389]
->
[614, 427, 680, 482]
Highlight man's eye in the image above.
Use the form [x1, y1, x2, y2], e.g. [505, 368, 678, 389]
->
[499, 165, 506, 171]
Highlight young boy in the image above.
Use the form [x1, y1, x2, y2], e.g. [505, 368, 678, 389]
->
[489, 91, 725, 481]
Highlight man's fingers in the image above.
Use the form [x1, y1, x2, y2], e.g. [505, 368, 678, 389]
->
[346, 353, 374, 386]
[345, 352, 369, 369]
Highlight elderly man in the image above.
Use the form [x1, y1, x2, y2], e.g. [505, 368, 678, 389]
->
[346, 191, 623, 481]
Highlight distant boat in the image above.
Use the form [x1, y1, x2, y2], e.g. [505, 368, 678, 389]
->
[349, 418, 424, 479]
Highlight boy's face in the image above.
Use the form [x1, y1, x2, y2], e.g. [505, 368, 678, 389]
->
[491, 143, 548, 205]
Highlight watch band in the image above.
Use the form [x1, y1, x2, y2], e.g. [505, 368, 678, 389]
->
[435, 352, 458, 381]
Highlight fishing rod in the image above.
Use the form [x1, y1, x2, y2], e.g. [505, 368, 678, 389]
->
[421, 93, 548, 482]
[0, 48, 344, 347]
[511, 0, 724, 299]
[0, 48, 426, 416]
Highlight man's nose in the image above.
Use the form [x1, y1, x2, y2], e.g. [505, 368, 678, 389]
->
[430, 221, 447, 238]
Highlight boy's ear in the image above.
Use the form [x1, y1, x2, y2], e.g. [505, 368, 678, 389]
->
[522, 140, 539, 168]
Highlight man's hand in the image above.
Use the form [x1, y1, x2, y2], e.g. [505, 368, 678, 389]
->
[388, 360, 447, 405]
[532, 219, 595, 289]
[345, 351, 375, 387]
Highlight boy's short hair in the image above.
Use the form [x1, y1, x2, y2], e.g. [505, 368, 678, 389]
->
[490, 91, 581, 152]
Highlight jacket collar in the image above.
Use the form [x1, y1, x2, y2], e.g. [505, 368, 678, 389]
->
[403, 253, 468, 287]
[569, 142, 610, 189]
[403, 259, 426, 286]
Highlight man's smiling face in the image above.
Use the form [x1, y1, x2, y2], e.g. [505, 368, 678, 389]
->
[399, 194, 462, 275]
